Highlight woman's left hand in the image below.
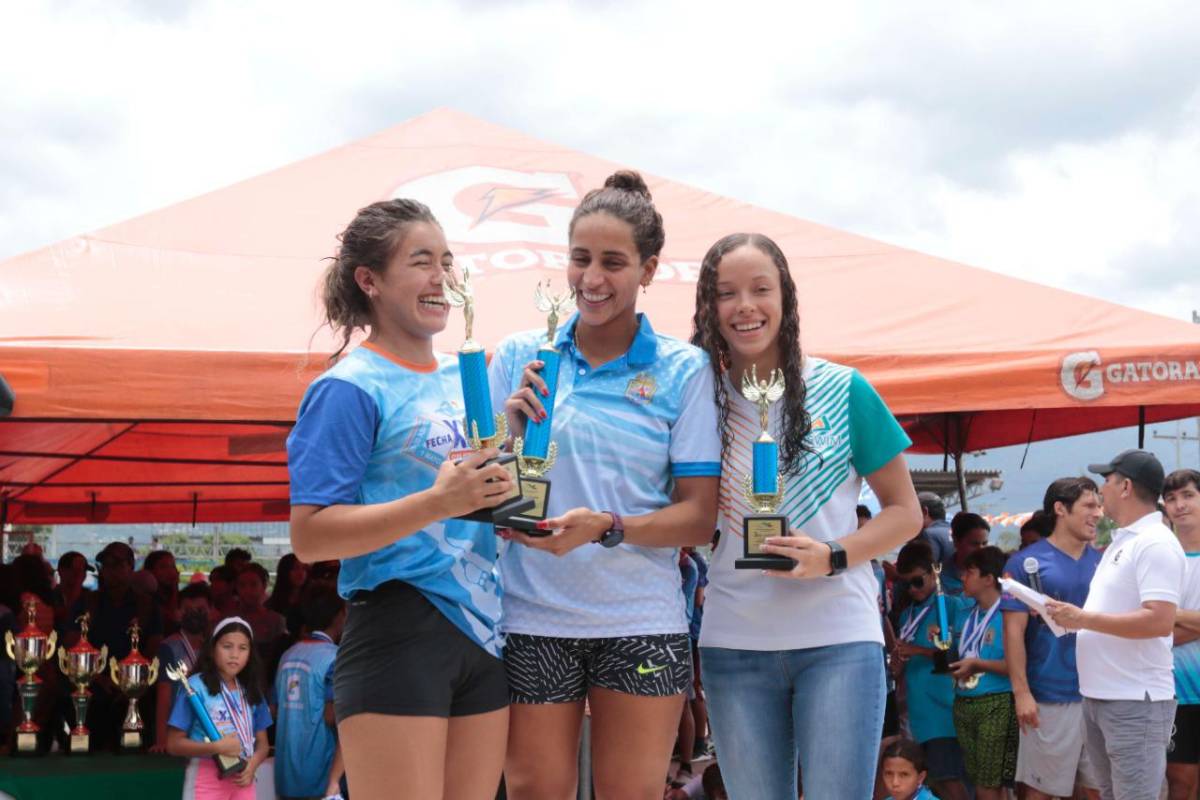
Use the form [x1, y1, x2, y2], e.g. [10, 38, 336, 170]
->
[505, 508, 610, 556]
[760, 534, 832, 579]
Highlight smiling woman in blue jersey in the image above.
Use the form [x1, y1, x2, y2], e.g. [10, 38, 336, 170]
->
[287, 200, 518, 800]
[689, 233, 924, 800]
[490, 171, 721, 800]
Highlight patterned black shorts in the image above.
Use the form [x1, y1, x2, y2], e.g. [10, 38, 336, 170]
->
[505, 632, 692, 703]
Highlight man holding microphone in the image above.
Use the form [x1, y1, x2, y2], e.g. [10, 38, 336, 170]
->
[1047, 450, 1185, 800]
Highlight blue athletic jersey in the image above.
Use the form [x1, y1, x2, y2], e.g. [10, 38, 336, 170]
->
[287, 343, 504, 658]
[952, 599, 1010, 697]
[1000, 538, 1101, 703]
[938, 560, 965, 596]
[488, 313, 721, 637]
[899, 592, 967, 742]
[274, 638, 338, 797]
[1174, 554, 1200, 704]
[168, 673, 271, 750]
[886, 787, 937, 800]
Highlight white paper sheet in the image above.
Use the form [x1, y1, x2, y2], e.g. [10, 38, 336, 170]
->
[1000, 578, 1069, 638]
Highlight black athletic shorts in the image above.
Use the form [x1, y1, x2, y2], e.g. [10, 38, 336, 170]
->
[505, 632, 692, 703]
[334, 580, 508, 721]
[1169, 703, 1200, 764]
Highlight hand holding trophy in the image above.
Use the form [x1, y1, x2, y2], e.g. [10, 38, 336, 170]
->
[734, 366, 794, 570]
[164, 660, 247, 777]
[443, 264, 534, 523]
[4, 597, 58, 754]
[507, 281, 575, 534]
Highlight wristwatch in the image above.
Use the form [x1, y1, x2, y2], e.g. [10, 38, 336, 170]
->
[826, 540, 848, 576]
[597, 511, 625, 548]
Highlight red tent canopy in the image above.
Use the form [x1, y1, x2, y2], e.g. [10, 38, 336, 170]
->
[2, 109, 1198, 524]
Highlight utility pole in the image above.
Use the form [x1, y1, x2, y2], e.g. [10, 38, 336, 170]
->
[1152, 422, 1200, 470]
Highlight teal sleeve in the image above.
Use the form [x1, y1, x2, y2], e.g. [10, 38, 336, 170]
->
[848, 370, 911, 477]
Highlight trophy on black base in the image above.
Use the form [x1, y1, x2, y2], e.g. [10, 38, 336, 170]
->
[110, 619, 159, 750]
[58, 613, 108, 754]
[443, 266, 534, 524]
[4, 598, 58, 755]
[734, 366, 794, 571]
[165, 661, 246, 778]
[930, 563, 956, 673]
[507, 282, 574, 535]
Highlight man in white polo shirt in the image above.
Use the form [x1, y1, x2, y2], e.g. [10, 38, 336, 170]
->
[1046, 449, 1184, 800]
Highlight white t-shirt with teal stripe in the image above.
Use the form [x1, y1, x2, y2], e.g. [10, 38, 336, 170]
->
[489, 313, 721, 638]
[700, 358, 912, 651]
[1174, 552, 1200, 704]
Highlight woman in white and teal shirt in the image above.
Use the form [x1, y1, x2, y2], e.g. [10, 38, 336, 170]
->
[690, 233, 922, 800]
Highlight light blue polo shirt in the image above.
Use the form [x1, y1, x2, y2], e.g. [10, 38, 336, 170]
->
[952, 598, 1010, 697]
[488, 313, 721, 637]
[287, 343, 503, 658]
[900, 591, 967, 743]
[1173, 553, 1200, 704]
[274, 637, 338, 797]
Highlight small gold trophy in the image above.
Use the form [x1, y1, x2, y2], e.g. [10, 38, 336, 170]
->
[444, 265, 534, 523]
[509, 282, 575, 533]
[734, 366, 793, 570]
[4, 598, 58, 754]
[110, 619, 159, 750]
[930, 563, 955, 674]
[58, 612, 108, 754]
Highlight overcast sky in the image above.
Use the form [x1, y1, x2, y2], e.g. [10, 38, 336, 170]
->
[2, 0, 1198, 321]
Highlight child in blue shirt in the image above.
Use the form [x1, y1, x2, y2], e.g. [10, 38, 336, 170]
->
[880, 739, 938, 800]
[166, 617, 272, 798]
[949, 546, 1017, 800]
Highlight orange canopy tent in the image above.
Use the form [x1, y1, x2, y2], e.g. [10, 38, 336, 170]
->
[2, 108, 1199, 524]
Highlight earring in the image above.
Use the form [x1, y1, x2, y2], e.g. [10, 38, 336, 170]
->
[641, 284, 648, 295]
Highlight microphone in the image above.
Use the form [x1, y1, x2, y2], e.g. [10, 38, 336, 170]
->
[1023, 557, 1044, 595]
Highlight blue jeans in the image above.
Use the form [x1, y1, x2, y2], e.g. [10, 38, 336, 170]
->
[700, 641, 886, 800]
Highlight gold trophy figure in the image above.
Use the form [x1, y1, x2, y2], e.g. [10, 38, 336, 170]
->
[110, 619, 159, 750]
[734, 366, 792, 570]
[443, 265, 534, 523]
[929, 563, 955, 675]
[509, 282, 575, 532]
[58, 612, 108, 753]
[4, 598, 58, 753]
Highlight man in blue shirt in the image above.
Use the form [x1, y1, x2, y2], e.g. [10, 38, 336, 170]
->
[1001, 477, 1103, 800]
[274, 585, 346, 800]
[917, 492, 955, 566]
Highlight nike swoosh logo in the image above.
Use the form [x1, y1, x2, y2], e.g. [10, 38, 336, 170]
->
[637, 662, 669, 676]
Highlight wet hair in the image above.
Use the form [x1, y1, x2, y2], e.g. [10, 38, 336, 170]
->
[1042, 476, 1099, 518]
[320, 199, 440, 362]
[881, 738, 927, 774]
[1020, 510, 1053, 538]
[194, 619, 265, 705]
[690, 233, 813, 476]
[896, 540, 934, 575]
[267, 553, 304, 613]
[301, 585, 346, 633]
[950, 512, 990, 542]
[1165, 469, 1200, 497]
[568, 171, 665, 262]
[964, 545, 1006, 587]
[179, 582, 212, 604]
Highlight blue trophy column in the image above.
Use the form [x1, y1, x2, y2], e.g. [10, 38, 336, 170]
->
[457, 347, 496, 442]
[752, 438, 778, 495]
[522, 347, 561, 460]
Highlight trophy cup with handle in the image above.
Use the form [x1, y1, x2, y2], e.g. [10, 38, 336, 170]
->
[58, 612, 108, 754]
[734, 366, 794, 570]
[110, 619, 159, 750]
[4, 597, 58, 754]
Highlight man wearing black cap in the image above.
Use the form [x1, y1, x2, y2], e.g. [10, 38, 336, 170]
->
[1046, 449, 1185, 800]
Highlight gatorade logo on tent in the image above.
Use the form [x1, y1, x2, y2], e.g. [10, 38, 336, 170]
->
[391, 166, 703, 282]
[392, 166, 582, 247]
[1061, 351, 1200, 401]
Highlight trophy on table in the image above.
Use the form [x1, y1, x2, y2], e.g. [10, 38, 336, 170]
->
[508, 282, 575, 534]
[4, 597, 58, 754]
[734, 366, 794, 570]
[58, 612, 108, 754]
[930, 563, 956, 674]
[165, 660, 246, 778]
[110, 619, 159, 750]
[443, 265, 535, 523]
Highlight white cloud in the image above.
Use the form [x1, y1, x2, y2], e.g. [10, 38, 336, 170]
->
[1, 0, 1198, 319]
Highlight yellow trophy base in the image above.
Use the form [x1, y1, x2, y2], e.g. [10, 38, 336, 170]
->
[70, 733, 89, 753]
[16, 730, 38, 753]
[121, 730, 142, 750]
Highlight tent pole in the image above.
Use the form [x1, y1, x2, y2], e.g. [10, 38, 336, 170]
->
[1, 497, 8, 564]
[956, 452, 969, 512]
[942, 415, 950, 472]
[1139, 406, 1146, 448]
